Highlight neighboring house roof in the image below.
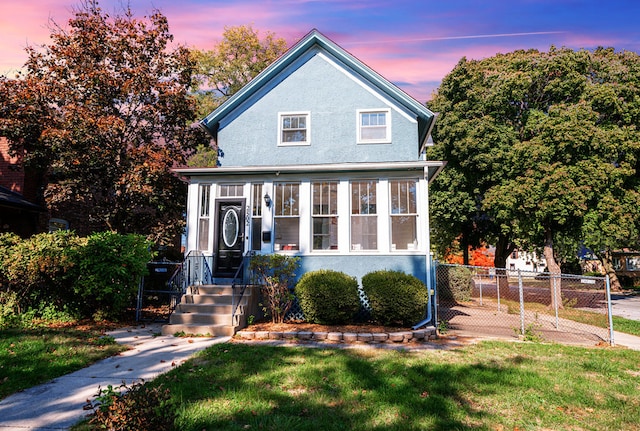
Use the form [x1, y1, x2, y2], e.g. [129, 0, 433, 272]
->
[200, 29, 436, 153]
[0, 185, 42, 212]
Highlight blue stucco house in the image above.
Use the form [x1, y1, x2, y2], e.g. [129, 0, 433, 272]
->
[166, 29, 444, 334]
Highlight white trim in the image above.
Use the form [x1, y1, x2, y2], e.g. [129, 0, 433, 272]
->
[317, 52, 417, 124]
[175, 160, 445, 176]
[357, 108, 391, 144]
[278, 111, 311, 146]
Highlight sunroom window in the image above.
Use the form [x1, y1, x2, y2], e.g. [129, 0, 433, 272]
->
[218, 184, 243, 197]
[251, 183, 263, 251]
[312, 181, 338, 250]
[351, 180, 377, 250]
[197, 184, 211, 251]
[390, 179, 418, 250]
[274, 182, 299, 251]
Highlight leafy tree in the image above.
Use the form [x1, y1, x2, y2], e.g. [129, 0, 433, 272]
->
[0, 1, 208, 243]
[191, 25, 288, 117]
[187, 25, 287, 167]
[427, 58, 519, 269]
[428, 47, 640, 299]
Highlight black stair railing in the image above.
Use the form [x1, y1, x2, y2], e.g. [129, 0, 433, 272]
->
[164, 251, 214, 317]
[231, 252, 254, 327]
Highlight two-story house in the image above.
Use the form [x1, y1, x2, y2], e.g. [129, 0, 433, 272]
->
[168, 30, 444, 334]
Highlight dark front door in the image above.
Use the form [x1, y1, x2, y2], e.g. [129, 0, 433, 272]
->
[214, 199, 245, 277]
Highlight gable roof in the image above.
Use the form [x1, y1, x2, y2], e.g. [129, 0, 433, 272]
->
[200, 29, 436, 153]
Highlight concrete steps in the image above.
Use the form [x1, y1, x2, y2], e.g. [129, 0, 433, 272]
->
[161, 284, 252, 336]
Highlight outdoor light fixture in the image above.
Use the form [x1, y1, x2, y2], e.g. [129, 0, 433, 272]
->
[264, 192, 271, 208]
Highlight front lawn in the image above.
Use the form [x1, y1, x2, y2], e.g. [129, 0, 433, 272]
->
[144, 341, 640, 431]
[0, 325, 127, 399]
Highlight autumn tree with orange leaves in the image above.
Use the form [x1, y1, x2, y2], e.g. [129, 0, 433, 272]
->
[0, 1, 208, 244]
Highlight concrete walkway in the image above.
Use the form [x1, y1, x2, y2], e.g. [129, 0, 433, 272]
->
[0, 324, 229, 431]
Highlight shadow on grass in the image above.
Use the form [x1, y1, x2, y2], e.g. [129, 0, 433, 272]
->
[154, 343, 537, 431]
[0, 327, 123, 399]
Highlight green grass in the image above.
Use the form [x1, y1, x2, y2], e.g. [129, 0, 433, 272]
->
[143, 342, 640, 431]
[0, 326, 127, 399]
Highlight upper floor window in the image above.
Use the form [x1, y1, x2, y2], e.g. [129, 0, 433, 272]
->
[279, 112, 310, 146]
[358, 109, 390, 144]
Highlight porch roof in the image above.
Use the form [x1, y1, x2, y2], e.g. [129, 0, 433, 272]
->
[174, 160, 446, 183]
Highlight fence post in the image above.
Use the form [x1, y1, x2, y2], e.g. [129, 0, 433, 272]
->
[135, 276, 144, 322]
[606, 275, 615, 346]
[496, 269, 502, 312]
[518, 269, 525, 336]
[553, 275, 559, 329]
[478, 267, 484, 306]
[433, 259, 439, 329]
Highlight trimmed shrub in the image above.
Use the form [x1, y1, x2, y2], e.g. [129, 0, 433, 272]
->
[361, 270, 428, 326]
[439, 266, 474, 302]
[295, 270, 360, 324]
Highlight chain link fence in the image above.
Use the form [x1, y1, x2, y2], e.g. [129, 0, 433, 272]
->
[436, 264, 613, 345]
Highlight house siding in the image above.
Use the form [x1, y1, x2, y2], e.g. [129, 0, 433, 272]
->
[298, 255, 428, 285]
[216, 54, 420, 167]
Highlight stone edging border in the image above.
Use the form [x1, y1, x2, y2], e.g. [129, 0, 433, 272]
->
[235, 327, 437, 344]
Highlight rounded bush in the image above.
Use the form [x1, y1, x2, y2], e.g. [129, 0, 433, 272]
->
[295, 270, 360, 324]
[361, 270, 428, 326]
[439, 266, 474, 302]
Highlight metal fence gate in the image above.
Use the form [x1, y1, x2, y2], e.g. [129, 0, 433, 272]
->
[135, 260, 183, 322]
[435, 264, 614, 346]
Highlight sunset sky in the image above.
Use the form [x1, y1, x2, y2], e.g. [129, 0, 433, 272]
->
[1, 0, 639, 103]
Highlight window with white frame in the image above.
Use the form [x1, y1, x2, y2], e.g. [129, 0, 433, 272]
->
[626, 257, 640, 271]
[351, 180, 377, 250]
[197, 184, 211, 251]
[274, 182, 300, 250]
[312, 181, 338, 250]
[279, 112, 310, 145]
[251, 183, 263, 251]
[390, 179, 418, 250]
[358, 109, 390, 143]
[219, 184, 244, 197]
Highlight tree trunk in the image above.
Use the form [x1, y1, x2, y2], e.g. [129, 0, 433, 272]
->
[461, 234, 470, 266]
[494, 235, 516, 299]
[600, 250, 622, 291]
[543, 226, 563, 310]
